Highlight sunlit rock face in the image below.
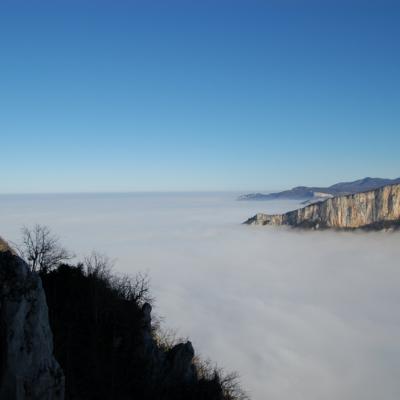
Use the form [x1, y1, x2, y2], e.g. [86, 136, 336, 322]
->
[0, 238, 64, 400]
[245, 183, 400, 230]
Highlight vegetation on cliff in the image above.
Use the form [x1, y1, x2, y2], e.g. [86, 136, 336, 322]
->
[2, 226, 248, 400]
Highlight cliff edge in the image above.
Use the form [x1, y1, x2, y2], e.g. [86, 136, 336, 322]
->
[244, 183, 400, 230]
[0, 237, 65, 399]
[0, 232, 245, 399]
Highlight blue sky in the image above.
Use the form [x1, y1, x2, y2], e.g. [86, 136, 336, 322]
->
[0, 0, 399, 193]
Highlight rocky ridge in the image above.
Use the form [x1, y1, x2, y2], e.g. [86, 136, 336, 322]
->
[239, 177, 400, 201]
[244, 183, 400, 230]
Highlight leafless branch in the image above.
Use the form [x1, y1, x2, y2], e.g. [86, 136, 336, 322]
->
[19, 224, 73, 272]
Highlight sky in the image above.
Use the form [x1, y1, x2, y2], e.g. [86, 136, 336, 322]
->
[0, 0, 399, 193]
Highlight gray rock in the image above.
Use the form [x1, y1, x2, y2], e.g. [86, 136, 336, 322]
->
[138, 302, 197, 387]
[0, 238, 64, 400]
[167, 341, 196, 383]
[141, 302, 152, 330]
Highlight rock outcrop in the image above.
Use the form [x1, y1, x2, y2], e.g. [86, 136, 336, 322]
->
[0, 238, 64, 400]
[244, 183, 400, 230]
[139, 302, 198, 388]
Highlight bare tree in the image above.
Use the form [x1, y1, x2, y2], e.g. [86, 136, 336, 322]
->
[153, 326, 186, 351]
[83, 251, 153, 305]
[18, 224, 73, 272]
[112, 272, 153, 305]
[194, 358, 249, 400]
[219, 371, 249, 400]
[84, 251, 114, 280]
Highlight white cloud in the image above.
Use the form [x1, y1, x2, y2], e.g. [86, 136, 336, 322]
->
[1, 192, 399, 400]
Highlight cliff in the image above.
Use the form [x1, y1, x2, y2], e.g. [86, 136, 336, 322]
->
[0, 238, 64, 399]
[0, 233, 246, 400]
[244, 183, 400, 230]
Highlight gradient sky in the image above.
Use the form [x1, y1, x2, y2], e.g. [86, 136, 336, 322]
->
[0, 0, 399, 193]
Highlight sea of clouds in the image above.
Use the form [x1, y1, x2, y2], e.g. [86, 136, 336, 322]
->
[0, 192, 399, 400]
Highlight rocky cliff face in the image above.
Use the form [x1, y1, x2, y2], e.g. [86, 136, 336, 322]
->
[244, 183, 400, 230]
[0, 238, 64, 400]
[140, 302, 198, 389]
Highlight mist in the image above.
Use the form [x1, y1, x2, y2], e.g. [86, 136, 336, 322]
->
[0, 192, 399, 400]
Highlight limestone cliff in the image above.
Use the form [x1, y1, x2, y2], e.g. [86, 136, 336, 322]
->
[0, 238, 64, 400]
[244, 183, 400, 230]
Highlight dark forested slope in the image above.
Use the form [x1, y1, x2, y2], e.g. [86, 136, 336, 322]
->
[1, 236, 247, 400]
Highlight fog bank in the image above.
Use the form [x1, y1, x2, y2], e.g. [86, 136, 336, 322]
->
[0, 192, 399, 400]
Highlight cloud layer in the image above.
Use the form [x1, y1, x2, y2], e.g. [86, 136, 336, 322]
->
[1, 192, 399, 400]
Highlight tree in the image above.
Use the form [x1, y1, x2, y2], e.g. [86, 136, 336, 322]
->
[83, 251, 153, 305]
[18, 224, 73, 273]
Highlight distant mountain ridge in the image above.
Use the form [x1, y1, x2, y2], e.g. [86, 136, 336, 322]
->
[238, 177, 400, 201]
[244, 183, 400, 230]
